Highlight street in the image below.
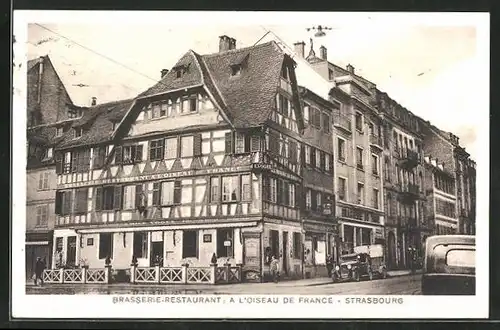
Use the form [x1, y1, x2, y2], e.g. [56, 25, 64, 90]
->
[26, 273, 421, 295]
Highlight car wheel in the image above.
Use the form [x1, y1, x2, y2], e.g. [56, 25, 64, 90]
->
[332, 273, 337, 283]
[368, 271, 373, 281]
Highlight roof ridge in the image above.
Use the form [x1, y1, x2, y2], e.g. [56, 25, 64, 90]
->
[201, 40, 275, 58]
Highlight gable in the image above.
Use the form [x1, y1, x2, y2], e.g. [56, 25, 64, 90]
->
[126, 87, 229, 138]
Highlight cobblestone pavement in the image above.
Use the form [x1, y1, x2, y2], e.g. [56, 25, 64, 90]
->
[26, 272, 422, 295]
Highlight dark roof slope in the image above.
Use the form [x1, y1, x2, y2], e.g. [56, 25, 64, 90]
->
[201, 41, 284, 127]
[138, 51, 203, 98]
[56, 99, 134, 149]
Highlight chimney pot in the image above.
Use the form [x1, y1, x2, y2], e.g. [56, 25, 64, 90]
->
[319, 45, 327, 60]
[293, 41, 306, 58]
[219, 35, 236, 52]
[91, 97, 97, 106]
[161, 69, 169, 79]
[347, 64, 355, 74]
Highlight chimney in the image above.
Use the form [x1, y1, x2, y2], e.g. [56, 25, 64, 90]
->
[219, 35, 236, 52]
[319, 45, 327, 60]
[293, 41, 305, 58]
[161, 69, 169, 79]
[347, 64, 355, 74]
[91, 97, 97, 106]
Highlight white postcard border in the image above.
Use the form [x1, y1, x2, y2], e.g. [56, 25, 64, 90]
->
[12, 10, 490, 319]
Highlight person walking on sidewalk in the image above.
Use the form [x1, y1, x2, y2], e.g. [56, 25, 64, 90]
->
[270, 255, 280, 283]
[34, 257, 45, 286]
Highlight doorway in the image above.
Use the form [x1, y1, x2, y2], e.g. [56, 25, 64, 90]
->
[67, 236, 77, 267]
[150, 241, 164, 267]
[282, 231, 288, 275]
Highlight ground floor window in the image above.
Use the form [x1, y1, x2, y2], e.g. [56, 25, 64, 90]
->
[99, 233, 114, 260]
[217, 229, 234, 258]
[182, 230, 198, 258]
[133, 232, 148, 259]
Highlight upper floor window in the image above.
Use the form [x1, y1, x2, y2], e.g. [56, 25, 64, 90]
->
[222, 176, 240, 202]
[149, 139, 164, 160]
[337, 138, 346, 162]
[36, 205, 48, 226]
[281, 65, 288, 80]
[310, 107, 321, 128]
[68, 108, 83, 119]
[356, 147, 364, 169]
[355, 112, 363, 132]
[322, 113, 331, 133]
[38, 172, 50, 190]
[56, 127, 64, 137]
[165, 137, 178, 159]
[303, 105, 310, 123]
[74, 128, 83, 139]
[116, 145, 143, 164]
[231, 64, 242, 76]
[181, 136, 194, 158]
[338, 177, 346, 201]
[328, 68, 334, 80]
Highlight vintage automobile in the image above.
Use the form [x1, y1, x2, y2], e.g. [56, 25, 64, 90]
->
[421, 235, 475, 295]
[332, 245, 388, 282]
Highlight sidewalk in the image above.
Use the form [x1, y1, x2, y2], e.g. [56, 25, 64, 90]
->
[26, 269, 421, 292]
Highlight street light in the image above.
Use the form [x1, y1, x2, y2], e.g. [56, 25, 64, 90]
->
[306, 25, 333, 38]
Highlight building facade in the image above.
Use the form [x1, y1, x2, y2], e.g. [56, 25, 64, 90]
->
[300, 42, 385, 259]
[50, 37, 338, 282]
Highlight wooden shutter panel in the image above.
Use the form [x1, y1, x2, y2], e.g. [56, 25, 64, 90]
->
[311, 190, 317, 210]
[113, 185, 122, 210]
[135, 184, 143, 208]
[193, 133, 202, 157]
[55, 153, 63, 174]
[284, 182, 290, 206]
[300, 144, 305, 166]
[311, 148, 316, 167]
[250, 135, 260, 151]
[95, 187, 102, 211]
[329, 154, 334, 174]
[225, 132, 233, 154]
[114, 146, 123, 165]
[55, 191, 62, 214]
[135, 145, 143, 162]
[289, 141, 297, 164]
[320, 152, 325, 170]
[153, 182, 161, 206]
[244, 135, 251, 153]
[174, 180, 182, 204]
[71, 152, 77, 172]
[295, 185, 301, 209]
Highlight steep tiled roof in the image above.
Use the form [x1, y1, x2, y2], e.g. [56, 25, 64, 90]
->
[56, 99, 134, 149]
[200, 41, 284, 127]
[138, 51, 204, 98]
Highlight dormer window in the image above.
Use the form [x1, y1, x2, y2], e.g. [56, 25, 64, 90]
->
[56, 127, 64, 137]
[68, 107, 83, 119]
[74, 128, 83, 139]
[281, 65, 288, 80]
[176, 70, 182, 78]
[173, 64, 190, 79]
[231, 64, 241, 76]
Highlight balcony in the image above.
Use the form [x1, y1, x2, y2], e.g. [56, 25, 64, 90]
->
[369, 134, 383, 152]
[398, 183, 420, 203]
[333, 115, 352, 133]
[395, 149, 420, 169]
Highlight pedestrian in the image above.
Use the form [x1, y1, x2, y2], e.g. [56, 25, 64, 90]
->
[211, 253, 217, 265]
[326, 255, 334, 277]
[34, 257, 45, 286]
[270, 255, 280, 283]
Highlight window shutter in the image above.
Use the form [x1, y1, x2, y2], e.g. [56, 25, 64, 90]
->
[277, 180, 283, 204]
[135, 145, 143, 162]
[284, 183, 290, 206]
[300, 144, 305, 166]
[114, 146, 123, 165]
[295, 185, 301, 209]
[153, 182, 161, 206]
[135, 184, 143, 208]
[193, 133, 202, 157]
[250, 135, 260, 151]
[289, 141, 297, 163]
[55, 153, 63, 174]
[113, 185, 122, 210]
[329, 154, 334, 173]
[311, 190, 317, 210]
[262, 177, 268, 201]
[55, 191, 62, 215]
[95, 187, 102, 211]
[225, 132, 233, 154]
[320, 152, 325, 170]
[244, 135, 251, 153]
[71, 152, 77, 172]
[174, 180, 182, 204]
[311, 148, 316, 167]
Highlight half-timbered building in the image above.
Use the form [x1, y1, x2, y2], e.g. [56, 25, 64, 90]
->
[51, 36, 337, 282]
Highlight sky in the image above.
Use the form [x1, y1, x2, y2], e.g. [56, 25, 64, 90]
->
[22, 13, 487, 159]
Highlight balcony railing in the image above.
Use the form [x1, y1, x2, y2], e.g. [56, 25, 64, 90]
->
[395, 148, 420, 169]
[369, 134, 383, 150]
[333, 114, 352, 133]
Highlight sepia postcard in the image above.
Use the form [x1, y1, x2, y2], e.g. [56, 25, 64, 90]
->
[12, 10, 489, 319]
